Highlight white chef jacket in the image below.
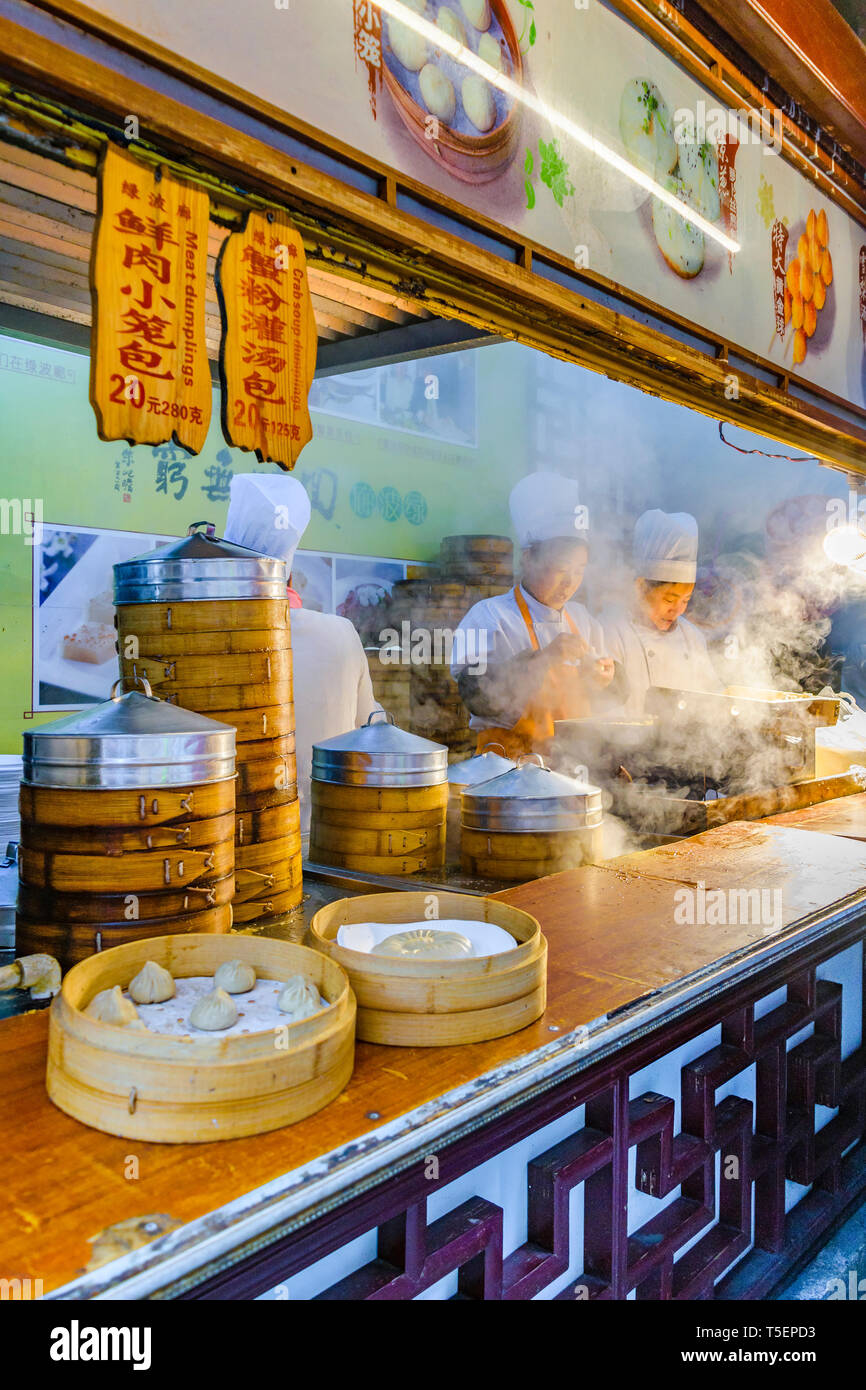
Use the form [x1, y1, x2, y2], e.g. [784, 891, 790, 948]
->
[601, 606, 722, 717]
[451, 584, 607, 731]
[290, 609, 379, 835]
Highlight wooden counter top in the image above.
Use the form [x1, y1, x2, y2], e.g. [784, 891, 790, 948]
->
[2, 818, 866, 1296]
[761, 791, 866, 842]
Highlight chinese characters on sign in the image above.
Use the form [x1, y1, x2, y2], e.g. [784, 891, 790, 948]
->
[717, 137, 739, 276]
[770, 219, 789, 340]
[216, 209, 317, 470]
[353, 0, 382, 117]
[90, 144, 212, 452]
[860, 247, 866, 353]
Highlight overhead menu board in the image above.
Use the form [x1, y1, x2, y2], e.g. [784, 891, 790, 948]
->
[216, 210, 317, 470]
[84, 0, 866, 413]
[90, 144, 212, 452]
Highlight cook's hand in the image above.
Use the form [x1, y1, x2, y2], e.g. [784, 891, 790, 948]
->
[592, 657, 615, 686]
[543, 632, 588, 666]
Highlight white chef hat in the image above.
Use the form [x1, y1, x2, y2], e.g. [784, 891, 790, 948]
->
[224, 472, 311, 568]
[509, 471, 586, 548]
[633, 509, 699, 582]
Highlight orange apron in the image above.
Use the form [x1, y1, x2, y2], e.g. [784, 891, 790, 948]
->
[475, 586, 591, 759]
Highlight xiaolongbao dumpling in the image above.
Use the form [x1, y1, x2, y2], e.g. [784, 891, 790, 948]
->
[388, 3, 428, 71]
[420, 62, 456, 123]
[277, 975, 322, 1022]
[462, 74, 496, 132]
[190, 987, 238, 1032]
[460, 0, 491, 31]
[213, 959, 256, 994]
[85, 985, 144, 1028]
[477, 31, 503, 71]
[129, 960, 175, 1004]
[436, 6, 466, 44]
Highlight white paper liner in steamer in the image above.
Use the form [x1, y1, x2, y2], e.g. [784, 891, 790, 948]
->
[125, 976, 329, 1038]
[336, 918, 517, 957]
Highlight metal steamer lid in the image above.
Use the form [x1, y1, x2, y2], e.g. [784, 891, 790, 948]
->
[461, 755, 603, 831]
[447, 744, 516, 788]
[22, 677, 236, 789]
[311, 710, 448, 788]
[113, 521, 288, 603]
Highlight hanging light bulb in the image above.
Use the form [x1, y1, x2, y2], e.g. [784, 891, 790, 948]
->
[822, 524, 866, 569]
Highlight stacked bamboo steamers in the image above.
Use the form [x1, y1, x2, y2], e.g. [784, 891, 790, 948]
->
[309, 712, 448, 875]
[460, 757, 604, 880]
[17, 679, 236, 968]
[113, 524, 301, 923]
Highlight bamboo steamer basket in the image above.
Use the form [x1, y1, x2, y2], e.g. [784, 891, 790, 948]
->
[446, 746, 515, 861]
[310, 712, 447, 875]
[17, 874, 235, 924]
[17, 901, 232, 966]
[115, 597, 289, 635]
[311, 802, 445, 831]
[127, 647, 291, 692]
[309, 781, 448, 813]
[460, 757, 603, 880]
[309, 890, 546, 1046]
[236, 800, 299, 845]
[17, 679, 237, 966]
[234, 836, 303, 873]
[232, 886, 302, 922]
[125, 626, 292, 657]
[114, 524, 301, 925]
[46, 933, 355, 1141]
[19, 778, 234, 828]
[19, 839, 234, 893]
[19, 810, 234, 855]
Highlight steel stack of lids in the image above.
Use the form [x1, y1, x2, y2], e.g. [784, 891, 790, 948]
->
[312, 711, 448, 788]
[113, 521, 288, 604]
[461, 757, 603, 832]
[22, 679, 236, 789]
[447, 747, 516, 790]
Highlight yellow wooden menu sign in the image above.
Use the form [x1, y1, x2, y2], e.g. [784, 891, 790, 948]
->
[216, 210, 317, 470]
[90, 144, 212, 453]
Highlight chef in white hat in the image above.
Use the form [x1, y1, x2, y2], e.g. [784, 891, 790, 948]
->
[225, 474, 379, 843]
[601, 509, 721, 716]
[450, 471, 618, 759]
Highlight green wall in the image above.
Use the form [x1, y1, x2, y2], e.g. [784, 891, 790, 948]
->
[0, 332, 529, 748]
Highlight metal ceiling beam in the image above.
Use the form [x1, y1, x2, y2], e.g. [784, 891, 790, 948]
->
[314, 319, 503, 378]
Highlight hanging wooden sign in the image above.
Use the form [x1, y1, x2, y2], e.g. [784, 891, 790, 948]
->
[216, 209, 317, 470]
[90, 144, 212, 453]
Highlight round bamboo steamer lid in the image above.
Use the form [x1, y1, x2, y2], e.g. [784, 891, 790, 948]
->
[236, 753, 297, 798]
[308, 844, 444, 875]
[116, 598, 290, 635]
[46, 933, 354, 1142]
[20, 811, 234, 855]
[231, 885, 303, 922]
[236, 801, 299, 845]
[19, 778, 234, 828]
[130, 675, 291, 712]
[126, 627, 292, 657]
[20, 839, 234, 893]
[17, 873, 235, 924]
[310, 821, 444, 856]
[311, 803, 445, 831]
[234, 837, 302, 872]
[126, 648, 291, 691]
[311, 780, 448, 812]
[440, 535, 512, 555]
[17, 902, 233, 968]
[203, 704, 295, 743]
[309, 890, 546, 1045]
[235, 784, 298, 814]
